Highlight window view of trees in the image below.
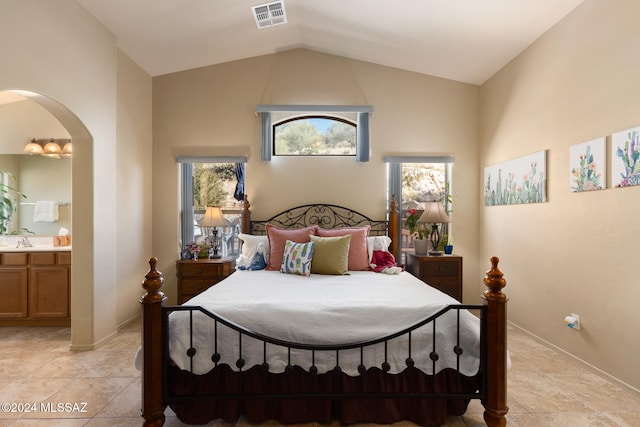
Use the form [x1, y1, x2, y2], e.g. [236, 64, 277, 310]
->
[189, 162, 244, 257]
[402, 163, 447, 209]
[399, 162, 452, 256]
[193, 163, 238, 209]
[274, 116, 356, 155]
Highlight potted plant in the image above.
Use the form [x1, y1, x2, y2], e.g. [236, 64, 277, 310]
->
[404, 208, 430, 255]
[0, 171, 27, 236]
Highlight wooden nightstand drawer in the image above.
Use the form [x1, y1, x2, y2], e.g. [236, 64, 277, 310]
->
[424, 260, 459, 276]
[423, 276, 459, 297]
[405, 254, 462, 302]
[176, 257, 235, 304]
[180, 263, 223, 277]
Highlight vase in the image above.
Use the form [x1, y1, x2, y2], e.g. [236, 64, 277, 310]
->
[444, 245, 453, 255]
[414, 239, 428, 255]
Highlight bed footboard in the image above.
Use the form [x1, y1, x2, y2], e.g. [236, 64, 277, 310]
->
[140, 256, 508, 426]
[482, 256, 509, 426]
[140, 257, 167, 427]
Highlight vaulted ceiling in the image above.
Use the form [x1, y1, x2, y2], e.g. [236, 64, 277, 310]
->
[77, 0, 584, 85]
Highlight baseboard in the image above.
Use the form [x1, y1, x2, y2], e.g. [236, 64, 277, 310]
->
[117, 314, 141, 331]
[68, 316, 140, 351]
[508, 321, 640, 396]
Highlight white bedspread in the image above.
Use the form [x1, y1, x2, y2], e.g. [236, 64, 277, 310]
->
[169, 270, 482, 376]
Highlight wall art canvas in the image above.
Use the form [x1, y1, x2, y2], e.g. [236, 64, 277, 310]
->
[484, 150, 547, 206]
[611, 126, 640, 188]
[569, 137, 606, 192]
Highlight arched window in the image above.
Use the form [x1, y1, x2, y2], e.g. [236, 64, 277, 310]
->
[273, 115, 356, 156]
[257, 104, 373, 162]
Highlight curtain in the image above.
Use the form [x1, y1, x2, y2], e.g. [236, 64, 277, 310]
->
[234, 163, 245, 201]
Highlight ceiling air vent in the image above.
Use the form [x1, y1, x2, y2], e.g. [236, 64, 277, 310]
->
[251, 1, 287, 29]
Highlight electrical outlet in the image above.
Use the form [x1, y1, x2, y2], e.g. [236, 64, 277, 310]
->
[565, 313, 581, 330]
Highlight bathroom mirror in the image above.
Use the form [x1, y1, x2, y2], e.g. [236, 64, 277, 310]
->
[0, 93, 72, 236]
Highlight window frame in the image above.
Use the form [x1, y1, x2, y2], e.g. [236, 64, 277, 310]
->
[385, 156, 454, 259]
[257, 104, 373, 162]
[272, 114, 357, 157]
[178, 156, 247, 254]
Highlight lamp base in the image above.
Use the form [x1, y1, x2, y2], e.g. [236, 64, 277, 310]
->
[428, 250, 443, 256]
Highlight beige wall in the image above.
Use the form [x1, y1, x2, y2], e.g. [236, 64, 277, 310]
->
[0, 0, 152, 347]
[480, 0, 640, 390]
[116, 50, 153, 324]
[153, 48, 481, 304]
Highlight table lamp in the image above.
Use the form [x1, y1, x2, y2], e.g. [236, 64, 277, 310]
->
[418, 201, 451, 256]
[199, 206, 227, 258]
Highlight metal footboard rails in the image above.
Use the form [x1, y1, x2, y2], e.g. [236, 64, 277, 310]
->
[162, 303, 488, 403]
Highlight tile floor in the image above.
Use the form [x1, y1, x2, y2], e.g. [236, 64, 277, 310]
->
[0, 321, 639, 426]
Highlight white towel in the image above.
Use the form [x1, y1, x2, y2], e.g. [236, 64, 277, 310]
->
[33, 201, 59, 222]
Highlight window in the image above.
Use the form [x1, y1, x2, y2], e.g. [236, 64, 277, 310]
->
[273, 115, 356, 156]
[257, 104, 373, 161]
[386, 156, 453, 262]
[178, 158, 246, 258]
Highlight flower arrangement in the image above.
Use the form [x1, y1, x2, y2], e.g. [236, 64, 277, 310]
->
[404, 208, 429, 239]
[182, 242, 200, 259]
[182, 242, 211, 259]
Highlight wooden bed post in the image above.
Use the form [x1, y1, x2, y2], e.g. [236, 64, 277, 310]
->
[140, 257, 167, 427]
[388, 194, 399, 260]
[241, 195, 251, 234]
[482, 256, 509, 427]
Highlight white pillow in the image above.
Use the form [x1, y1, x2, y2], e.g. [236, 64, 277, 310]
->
[237, 234, 270, 268]
[367, 235, 392, 262]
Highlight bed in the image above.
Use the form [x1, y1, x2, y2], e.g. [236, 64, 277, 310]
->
[140, 197, 509, 427]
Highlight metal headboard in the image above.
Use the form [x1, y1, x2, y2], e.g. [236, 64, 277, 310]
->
[250, 204, 388, 236]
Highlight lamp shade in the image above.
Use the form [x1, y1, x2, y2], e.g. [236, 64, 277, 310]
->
[23, 138, 44, 155]
[199, 206, 227, 227]
[418, 201, 450, 224]
[62, 142, 72, 157]
[43, 139, 62, 155]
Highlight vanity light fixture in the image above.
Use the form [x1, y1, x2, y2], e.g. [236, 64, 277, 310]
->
[23, 138, 72, 158]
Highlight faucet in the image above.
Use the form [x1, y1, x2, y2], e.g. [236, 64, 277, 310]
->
[16, 235, 33, 248]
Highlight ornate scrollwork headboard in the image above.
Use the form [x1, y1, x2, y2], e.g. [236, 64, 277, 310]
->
[251, 204, 389, 236]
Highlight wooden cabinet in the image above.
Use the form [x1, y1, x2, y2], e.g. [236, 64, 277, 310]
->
[176, 257, 235, 304]
[29, 252, 70, 318]
[405, 254, 463, 302]
[0, 251, 70, 325]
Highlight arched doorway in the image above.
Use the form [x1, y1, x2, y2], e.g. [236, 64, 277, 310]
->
[1, 89, 94, 349]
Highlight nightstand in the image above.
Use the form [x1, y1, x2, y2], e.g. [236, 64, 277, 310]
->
[405, 253, 462, 302]
[176, 257, 235, 304]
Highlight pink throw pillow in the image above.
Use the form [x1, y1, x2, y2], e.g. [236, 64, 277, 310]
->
[265, 224, 319, 271]
[317, 225, 371, 271]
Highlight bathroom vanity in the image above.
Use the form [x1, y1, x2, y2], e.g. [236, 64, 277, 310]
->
[0, 237, 71, 326]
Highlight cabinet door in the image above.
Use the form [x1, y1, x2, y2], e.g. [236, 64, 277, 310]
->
[28, 266, 70, 318]
[0, 268, 28, 318]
